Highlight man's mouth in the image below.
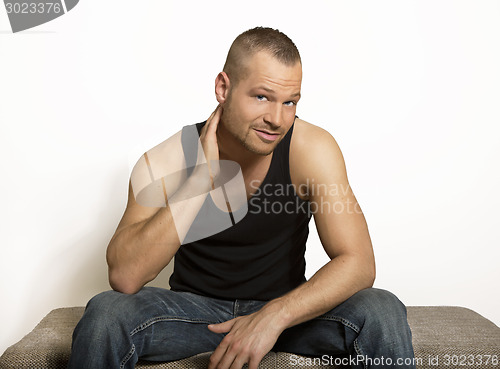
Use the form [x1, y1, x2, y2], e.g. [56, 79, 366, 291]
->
[254, 128, 279, 142]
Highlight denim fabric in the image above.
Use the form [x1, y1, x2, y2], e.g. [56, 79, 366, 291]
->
[67, 287, 415, 369]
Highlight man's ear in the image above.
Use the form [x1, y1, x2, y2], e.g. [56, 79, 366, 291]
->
[215, 72, 231, 104]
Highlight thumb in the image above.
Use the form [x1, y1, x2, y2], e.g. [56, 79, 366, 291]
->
[207, 319, 236, 333]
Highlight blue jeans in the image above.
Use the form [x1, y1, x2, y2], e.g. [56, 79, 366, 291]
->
[67, 287, 415, 368]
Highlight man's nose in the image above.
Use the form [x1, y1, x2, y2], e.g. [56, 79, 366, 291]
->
[264, 103, 283, 129]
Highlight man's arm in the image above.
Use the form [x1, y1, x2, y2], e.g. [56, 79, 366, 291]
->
[106, 106, 223, 294]
[268, 120, 376, 325]
[207, 120, 375, 369]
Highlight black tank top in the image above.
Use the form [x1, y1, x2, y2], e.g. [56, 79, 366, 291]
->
[169, 120, 312, 301]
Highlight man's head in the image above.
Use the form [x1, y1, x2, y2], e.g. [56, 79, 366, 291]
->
[223, 27, 301, 88]
[215, 27, 302, 157]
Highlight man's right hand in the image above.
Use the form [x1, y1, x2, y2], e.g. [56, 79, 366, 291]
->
[198, 105, 223, 189]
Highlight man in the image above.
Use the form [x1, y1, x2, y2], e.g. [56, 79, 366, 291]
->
[68, 27, 415, 369]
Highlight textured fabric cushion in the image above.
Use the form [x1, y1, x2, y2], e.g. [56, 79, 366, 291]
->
[407, 306, 500, 369]
[0, 307, 82, 369]
[0, 306, 498, 369]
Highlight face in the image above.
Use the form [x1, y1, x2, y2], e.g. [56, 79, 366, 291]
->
[218, 51, 302, 156]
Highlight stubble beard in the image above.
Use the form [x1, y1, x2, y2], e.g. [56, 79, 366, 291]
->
[221, 106, 279, 157]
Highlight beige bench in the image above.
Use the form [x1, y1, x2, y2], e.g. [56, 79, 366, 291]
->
[0, 306, 498, 369]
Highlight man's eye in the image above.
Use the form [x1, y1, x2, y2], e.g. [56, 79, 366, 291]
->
[284, 101, 297, 107]
[256, 95, 267, 101]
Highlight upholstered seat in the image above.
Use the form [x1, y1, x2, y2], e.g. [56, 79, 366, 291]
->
[0, 306, 498, 369]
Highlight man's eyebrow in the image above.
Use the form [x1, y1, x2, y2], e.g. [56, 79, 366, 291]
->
[254, 86, 301, 99]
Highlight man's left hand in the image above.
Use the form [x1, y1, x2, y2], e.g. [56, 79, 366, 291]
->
[207, 308, 285, 369]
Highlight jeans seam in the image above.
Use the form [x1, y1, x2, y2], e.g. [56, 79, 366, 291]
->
[121, 316, 219, 367]
[314, 315, 360, 334]
[120, 344, 135, 369]
[354, 339, 367, 369]
[316, 315, 366, 368]
[233, 300, 239, 318]
[129, 316, 218, 336]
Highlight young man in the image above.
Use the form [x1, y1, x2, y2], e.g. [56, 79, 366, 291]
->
[68, 27, 415, 369]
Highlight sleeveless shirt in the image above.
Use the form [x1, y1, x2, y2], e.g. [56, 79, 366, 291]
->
[169, 119, 312, 301]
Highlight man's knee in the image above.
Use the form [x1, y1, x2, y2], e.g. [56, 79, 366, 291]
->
[357, 288, 406, 312]
[86, 290, 128, 317]
[350, 288, 409, 331]
[75, 290, 139, 337]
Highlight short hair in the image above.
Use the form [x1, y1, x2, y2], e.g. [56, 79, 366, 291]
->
[223, 27, 301, 87]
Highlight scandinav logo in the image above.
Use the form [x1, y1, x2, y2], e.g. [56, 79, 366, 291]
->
[3, 0, 79, 33]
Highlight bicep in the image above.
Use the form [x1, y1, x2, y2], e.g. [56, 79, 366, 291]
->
[312, 184, 372, 260]
[305, 132, 373, 260]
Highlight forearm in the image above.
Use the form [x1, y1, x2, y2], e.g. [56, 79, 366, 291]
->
[262, 253, 375, 331]
[107, 169, 212, 293]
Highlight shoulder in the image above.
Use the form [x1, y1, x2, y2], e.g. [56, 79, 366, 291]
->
[290, 118, 347, 200]
[291, 118, 338, 148]
[130, 129, 188, 200]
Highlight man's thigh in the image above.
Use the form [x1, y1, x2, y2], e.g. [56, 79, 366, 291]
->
[272, 288, 410, 358]
[80, 287, 234, 361]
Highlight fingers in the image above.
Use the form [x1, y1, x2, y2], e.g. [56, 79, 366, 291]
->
[199, 105, 223, 188]
[207, 315, 268, 369]
[208, 342, 229, 369]
[208, 337, 249, 369]
[207, 319, 234, 333]
[205, 104, 223, 136]
[213, 347, 238, 369]
[199, 104, 222, 152]
[210, 343, 261, 369]
[205, 106, 218, 128]
[248, 356, 264, 369]
[208, 318, 237, 369]
[209, 104, 223, 134]
[227, 353, 248, 369]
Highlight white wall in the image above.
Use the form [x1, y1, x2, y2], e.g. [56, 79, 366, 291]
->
[1, 0, 499, 355]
